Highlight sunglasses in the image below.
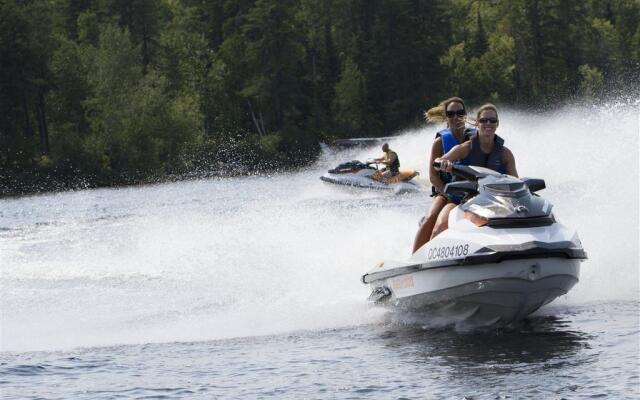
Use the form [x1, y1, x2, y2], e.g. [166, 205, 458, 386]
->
[478, 117, 498, 124]
[446, 109, 466, 118]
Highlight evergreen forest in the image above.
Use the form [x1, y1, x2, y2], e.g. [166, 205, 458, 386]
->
[2, 0, 639, 194]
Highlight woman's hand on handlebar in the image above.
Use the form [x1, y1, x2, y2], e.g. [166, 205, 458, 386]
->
[433, 158, 453, 172]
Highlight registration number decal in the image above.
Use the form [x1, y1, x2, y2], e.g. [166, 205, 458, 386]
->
[427, 244, 469, 260]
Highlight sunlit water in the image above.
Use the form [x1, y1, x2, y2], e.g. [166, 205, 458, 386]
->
[1, 101, 639, 399]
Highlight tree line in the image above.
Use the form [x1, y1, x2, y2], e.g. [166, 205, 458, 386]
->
[1, 0, 638, 194]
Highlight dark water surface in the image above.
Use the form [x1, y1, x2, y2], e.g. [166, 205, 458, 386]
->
[2, 302, 638, 399]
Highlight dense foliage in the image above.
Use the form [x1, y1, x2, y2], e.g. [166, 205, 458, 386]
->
[1, 0, 638, 193]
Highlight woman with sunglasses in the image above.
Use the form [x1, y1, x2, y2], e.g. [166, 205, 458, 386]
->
[430, 103, 518, 239]
[411, 97, 476, 253]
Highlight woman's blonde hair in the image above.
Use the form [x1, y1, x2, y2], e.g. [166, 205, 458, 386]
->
[424, 96, 466, 124]
[473, 103, 499, 125]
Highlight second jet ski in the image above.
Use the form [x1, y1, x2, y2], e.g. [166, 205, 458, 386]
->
[320, 160, 421, 193]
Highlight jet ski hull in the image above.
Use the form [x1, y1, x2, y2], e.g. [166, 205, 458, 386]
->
[321, 168, 421, 193]
[370, 257, 580, 327]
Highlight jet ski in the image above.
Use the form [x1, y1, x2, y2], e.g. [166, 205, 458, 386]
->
[362, 162, 587, 327]
[320, 160, 421, 193]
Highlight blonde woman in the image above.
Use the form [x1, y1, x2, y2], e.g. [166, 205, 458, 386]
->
[412, 97, 476, 253]
[430, 103, 518, 239]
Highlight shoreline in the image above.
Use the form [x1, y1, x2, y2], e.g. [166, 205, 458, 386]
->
[0, 163, 307, 199]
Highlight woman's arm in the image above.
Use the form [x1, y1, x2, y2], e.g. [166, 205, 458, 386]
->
[502, 146, 518, 177]
[435, 142, 472, 172]
[429, 138, 445, 193]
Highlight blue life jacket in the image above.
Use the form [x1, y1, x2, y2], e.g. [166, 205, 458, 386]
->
[434, 127, 476, 184]
[432, 127, 476, 203]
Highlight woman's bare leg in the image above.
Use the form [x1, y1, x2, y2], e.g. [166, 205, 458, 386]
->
[430, 203, 457, 240]
[412, 196, 447, 253]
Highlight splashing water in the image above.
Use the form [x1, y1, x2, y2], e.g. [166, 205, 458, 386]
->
[1, 101, 638, 352]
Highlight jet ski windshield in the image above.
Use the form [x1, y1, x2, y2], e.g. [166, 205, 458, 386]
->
[484, 181, 528, 197]
[462, 174, 553, 227]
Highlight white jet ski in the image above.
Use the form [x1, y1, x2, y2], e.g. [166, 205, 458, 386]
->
[320, 160, 421, 194]
[362, 162, 587, 327]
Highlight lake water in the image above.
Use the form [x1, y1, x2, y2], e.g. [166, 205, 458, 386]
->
[1, 102, 639, 399]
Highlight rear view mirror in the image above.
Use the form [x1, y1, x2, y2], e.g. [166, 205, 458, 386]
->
[522, 178, 546, 193]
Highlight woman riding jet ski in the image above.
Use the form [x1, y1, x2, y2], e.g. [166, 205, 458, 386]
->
[361, 162, 587, 328]
[320, 143, 421, 193]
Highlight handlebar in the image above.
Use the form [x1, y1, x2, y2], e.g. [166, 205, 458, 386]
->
[432, 160, 486, 182]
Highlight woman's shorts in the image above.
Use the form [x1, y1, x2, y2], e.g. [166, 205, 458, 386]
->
[431, 186, 463, 205]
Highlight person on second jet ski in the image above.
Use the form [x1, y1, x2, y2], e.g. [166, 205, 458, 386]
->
[431, 103, 518, 239]
[372, 143, 400, 183]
